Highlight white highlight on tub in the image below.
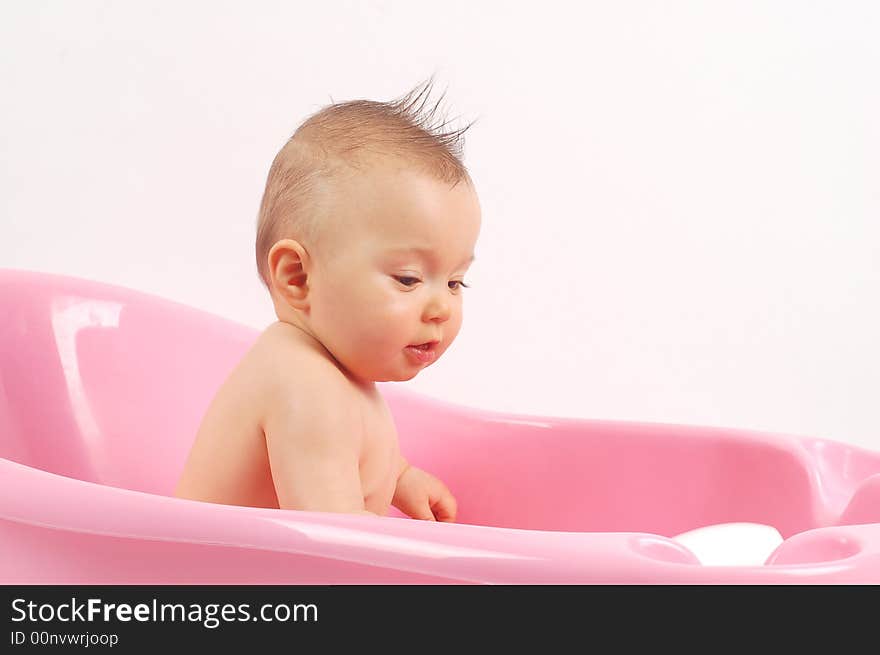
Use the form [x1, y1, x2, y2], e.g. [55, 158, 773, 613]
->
[671, 522, 784, 566]
[485, 418, 554, 429]
[50, 297, 122, 474]
[270, 518, 534, 562]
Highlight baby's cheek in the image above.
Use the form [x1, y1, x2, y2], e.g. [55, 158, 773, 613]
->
[381, 296, 417, 324]
[385, 288, 413, 309]
[364, 310, 407, 346]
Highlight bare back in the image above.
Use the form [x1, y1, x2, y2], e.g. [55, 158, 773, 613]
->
[174, 322, 401, 514]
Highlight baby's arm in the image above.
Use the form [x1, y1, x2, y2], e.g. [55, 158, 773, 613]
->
[392, 454, 457, 522]
[263, 371, 376, 516]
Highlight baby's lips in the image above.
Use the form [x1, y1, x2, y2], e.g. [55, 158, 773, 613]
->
[409, 339, 440, 349]
[404, 341, 441, 364]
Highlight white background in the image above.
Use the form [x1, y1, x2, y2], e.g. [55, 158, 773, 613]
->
[3, 1, 878, 453]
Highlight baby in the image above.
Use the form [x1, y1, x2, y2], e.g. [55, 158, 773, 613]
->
[174, 80, 480, 521]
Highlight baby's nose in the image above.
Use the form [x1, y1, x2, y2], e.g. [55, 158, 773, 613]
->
[423, 294, 451, 322]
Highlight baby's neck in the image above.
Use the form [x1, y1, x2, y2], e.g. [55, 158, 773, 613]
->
[270, 320, 378, 394]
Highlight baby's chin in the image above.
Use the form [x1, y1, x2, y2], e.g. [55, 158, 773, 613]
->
[373, 370, 420, 383]
[340, 364, 418, 384]
[350, 354, 438, 383]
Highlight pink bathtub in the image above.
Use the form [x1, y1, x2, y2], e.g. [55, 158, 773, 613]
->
[2, 268, 880, 583]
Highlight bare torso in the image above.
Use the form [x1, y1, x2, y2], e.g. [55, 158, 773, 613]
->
[174, 322, 400, 514]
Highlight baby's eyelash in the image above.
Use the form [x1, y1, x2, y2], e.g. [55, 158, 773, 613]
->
[394, 276, 470, 290]
[395, 276, 420, 286]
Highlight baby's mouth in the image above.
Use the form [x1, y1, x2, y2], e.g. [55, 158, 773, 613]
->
[409, 340, 439, 350]
[405, 340, 440, 364]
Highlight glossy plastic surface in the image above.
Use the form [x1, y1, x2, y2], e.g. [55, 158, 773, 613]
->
[2, 269, 880, 583]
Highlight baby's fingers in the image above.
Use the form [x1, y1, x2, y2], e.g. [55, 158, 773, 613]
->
[407, 498, 436, 521]
[431, 493, 457, 523]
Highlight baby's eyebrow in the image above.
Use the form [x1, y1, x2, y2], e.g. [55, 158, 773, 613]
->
[386, 246, 475, 265]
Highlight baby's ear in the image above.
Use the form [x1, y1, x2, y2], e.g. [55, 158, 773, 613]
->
[267, 239, 310, 308]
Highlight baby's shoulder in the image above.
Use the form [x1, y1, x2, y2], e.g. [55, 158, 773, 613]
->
[253, 325, 367, 452]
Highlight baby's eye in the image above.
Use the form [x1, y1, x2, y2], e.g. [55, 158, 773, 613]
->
[449, 280, 471, 291]
[395, 276, 421, 287]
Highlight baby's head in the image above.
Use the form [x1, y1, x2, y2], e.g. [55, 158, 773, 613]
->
[255, 80, 481, 384]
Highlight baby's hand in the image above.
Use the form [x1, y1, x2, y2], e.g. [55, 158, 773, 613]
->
[392, 465, 457, 523]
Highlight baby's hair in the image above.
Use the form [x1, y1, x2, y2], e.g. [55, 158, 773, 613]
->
[255, 76, 477, 289]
